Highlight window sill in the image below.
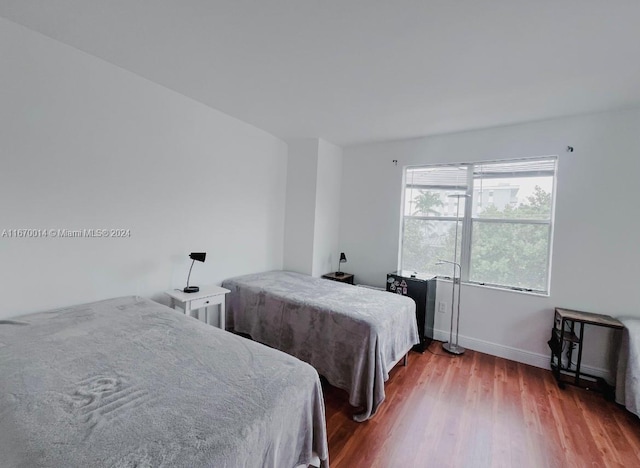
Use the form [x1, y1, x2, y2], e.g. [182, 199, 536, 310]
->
[435, 276, 550, 298]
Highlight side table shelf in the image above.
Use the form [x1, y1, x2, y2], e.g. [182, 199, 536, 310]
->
[321, 272, 354, 285]
[549, 307, 623, 399]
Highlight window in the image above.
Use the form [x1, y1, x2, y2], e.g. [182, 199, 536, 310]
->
[400, 156, 557, 294]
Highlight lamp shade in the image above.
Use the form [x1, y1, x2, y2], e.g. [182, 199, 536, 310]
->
[189, 252, 206, 263]
[184, 252, 206, 293]
[339, 252, 347, 263]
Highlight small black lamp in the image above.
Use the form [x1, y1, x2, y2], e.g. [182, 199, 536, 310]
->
[184, 252, 206, 293]
[336, 252, 347, 276]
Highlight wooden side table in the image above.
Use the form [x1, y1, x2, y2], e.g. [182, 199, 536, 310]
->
[549, 307, 623, 398]
[322, 272, 354, 285]
[165, 285, 230, 330]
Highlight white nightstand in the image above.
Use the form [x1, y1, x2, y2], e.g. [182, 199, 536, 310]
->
[165, 285, 230, 330]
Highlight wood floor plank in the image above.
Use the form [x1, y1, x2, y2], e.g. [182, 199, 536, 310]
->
[323, 342, 640, 468]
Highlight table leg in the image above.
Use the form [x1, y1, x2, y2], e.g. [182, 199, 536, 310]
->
[575, 322, 585, 386]
[220, 300, 226, 330]
[556, 318, 565, 387]
[566, 319, 574, 369]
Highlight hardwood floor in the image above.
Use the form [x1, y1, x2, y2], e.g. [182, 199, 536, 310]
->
[323, 342, 640, 468]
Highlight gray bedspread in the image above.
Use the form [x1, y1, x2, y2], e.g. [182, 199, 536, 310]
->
[222, 271, 419, 422]
[616, 318, 640, 417]
[0, 296, 328, 468]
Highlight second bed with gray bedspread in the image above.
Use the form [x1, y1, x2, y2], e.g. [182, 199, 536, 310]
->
[223, 270, 419, 422]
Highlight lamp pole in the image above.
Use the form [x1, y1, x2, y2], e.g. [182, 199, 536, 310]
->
[437, 260, 464, 354]
[437, 193, 469, 355]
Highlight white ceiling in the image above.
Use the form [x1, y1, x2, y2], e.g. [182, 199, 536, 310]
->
[1, 1, 639, 146]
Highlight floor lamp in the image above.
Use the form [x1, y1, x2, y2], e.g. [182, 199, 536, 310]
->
[437, 193, 469, 355]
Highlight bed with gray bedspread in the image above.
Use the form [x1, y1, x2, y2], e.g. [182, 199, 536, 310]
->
[0, 296, 328, 468]
[616, 318, 640, 418]
[222, 270, 419, 422]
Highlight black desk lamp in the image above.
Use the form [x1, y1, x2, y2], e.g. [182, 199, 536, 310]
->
[336, 252, 347, 276]
[184, 252, 206, 293]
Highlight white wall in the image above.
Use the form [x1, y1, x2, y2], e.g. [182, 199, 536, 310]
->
[283, 138, 343, 277]
[283, 139, 318, 275]
[0, 18, 288, 318]
[311, 139, 343, 277]
[340, 108, 640, 378]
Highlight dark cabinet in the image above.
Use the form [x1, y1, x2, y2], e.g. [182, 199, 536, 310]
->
[386, 270, 436, 353]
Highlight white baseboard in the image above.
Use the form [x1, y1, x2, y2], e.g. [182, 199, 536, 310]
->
[433, 328, 612, 382]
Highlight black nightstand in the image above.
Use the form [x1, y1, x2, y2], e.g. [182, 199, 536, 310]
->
[322, 272, 354, 284]
[387, 270, 436, 353]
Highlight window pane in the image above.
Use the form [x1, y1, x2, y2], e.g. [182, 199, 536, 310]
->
[469, 221, 550, 291]
[404, 188, 467, 217]
[400, 157, 556, 290]
[472, 176, 553, 220]
[401, 218, 462, 277]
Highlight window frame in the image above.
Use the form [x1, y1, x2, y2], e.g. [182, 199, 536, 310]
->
[400, 156, 558, 295]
